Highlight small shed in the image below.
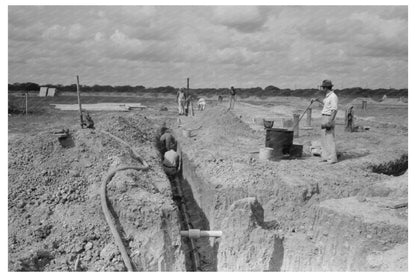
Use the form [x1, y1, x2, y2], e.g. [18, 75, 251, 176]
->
[39, 87, 48, 97]
[47, 88, 56, 97]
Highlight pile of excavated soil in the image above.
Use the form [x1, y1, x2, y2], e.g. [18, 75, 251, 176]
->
[172, 104, 407, 271]
[8, 112, 185, 271]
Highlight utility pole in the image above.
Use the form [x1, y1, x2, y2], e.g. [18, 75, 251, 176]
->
[25, 91, 28, 116]
[76, 75, 83, 127]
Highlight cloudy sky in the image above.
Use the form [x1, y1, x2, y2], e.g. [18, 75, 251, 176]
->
[8, 5, 408, 89]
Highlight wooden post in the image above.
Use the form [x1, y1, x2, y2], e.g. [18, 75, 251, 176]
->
[187, 78, 189, 93]
[25, 92, 28, 115]
[306, 107, 312, 127]
[76, 75, 83, 127]
[293, 113, 300, 138]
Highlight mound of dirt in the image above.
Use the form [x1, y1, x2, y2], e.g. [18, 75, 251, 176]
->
[8, 112, 185, 271]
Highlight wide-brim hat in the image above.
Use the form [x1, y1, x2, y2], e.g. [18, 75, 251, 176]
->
[321, 80, 333, 88]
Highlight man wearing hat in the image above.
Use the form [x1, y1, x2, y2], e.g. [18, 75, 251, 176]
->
[311, 80, 338, 164]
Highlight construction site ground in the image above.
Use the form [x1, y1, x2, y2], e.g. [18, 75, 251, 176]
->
[8, 94, 408, 271]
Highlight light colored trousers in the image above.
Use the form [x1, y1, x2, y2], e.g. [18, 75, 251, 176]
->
[229, 95, 236, 110]
[321, 116, 337, 163]
[178, 98, 185, 114]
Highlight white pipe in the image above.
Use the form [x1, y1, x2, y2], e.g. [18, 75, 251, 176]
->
[180, 229, 223, 239]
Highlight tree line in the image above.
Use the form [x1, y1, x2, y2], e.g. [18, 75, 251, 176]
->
[8, 82, 408, 98]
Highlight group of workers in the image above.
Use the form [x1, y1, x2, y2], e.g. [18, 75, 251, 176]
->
[176, 86, 237, 116]
[170, 80, 339, 168]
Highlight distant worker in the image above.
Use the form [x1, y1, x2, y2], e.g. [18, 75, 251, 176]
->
[344, 105, 354, 132]
[228, 86, 237, 110]
[160, 128, 177, 154]
[163, 149, 180, 176]
[198, 98, 206, 111]
[185, 93, 194, 116]
[81, 111, 95, 129]
[218, 95, 223, 103]
[311, 80, 338, 164]
[177, 88, 186, 115]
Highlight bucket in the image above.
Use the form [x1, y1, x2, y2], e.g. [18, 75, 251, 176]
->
[265, 128, 294, 155]
[259, 147, 273, 161]
[263, 119, 274, 129]
[183, 129, 192, 137]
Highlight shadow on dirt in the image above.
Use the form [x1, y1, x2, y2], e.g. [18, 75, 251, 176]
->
[178, 174, 219, 271]
[370, 154, 408, 176]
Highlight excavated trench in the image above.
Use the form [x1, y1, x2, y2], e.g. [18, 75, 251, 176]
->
[154, 125, 407, 271]
[156, 130, 218, 271]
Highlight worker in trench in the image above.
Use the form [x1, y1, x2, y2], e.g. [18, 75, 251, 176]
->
[163, 149, 181, 177]
[159, 128, 180, 176]
[311, 80, 339, 164]
[159, 128, 177, 155]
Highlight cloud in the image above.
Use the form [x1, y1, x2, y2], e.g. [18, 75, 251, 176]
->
[41, 23, 87, 41]
[8, 6, 408, 89]
[211, 6, 268, 33]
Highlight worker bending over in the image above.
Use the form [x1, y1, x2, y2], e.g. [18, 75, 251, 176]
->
[198, 98, 206, 111]
[311, 80, 338, 164]
[163, 149, 180, 176]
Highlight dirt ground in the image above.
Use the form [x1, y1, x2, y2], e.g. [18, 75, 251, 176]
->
[8, 94, 408, 271]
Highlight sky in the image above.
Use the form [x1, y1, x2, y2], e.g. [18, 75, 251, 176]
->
[8, 5, 408, 89]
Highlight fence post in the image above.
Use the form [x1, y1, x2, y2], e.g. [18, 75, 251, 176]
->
[25, 92, 28, 115]
[293, 113, 300, 138]
[306, 107, 312, 127]
[76, 75, 83, 127]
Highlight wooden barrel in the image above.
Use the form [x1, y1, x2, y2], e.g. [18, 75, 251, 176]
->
[259, 147, 273, 161]
[265, 128, 294, 155]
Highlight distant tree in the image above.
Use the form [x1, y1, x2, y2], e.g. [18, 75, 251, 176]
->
[265, 85, 280, 92]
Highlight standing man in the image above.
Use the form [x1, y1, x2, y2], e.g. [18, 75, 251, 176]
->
[177, 88, 186, 115]
[228, 86, 237, 110]
[311, 80, 338, 164]
[345, 105, 354, 132]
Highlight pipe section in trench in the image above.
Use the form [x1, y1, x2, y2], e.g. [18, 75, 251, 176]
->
[157, 131, 219, 271]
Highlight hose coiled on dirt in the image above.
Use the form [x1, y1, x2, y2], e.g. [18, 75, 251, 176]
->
[99, 130, 150, 271]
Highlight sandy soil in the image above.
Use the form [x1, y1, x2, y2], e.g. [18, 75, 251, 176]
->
[8, 109, 185, 271]
[174, 98, 407, 271]
[8, 95, 408, 271]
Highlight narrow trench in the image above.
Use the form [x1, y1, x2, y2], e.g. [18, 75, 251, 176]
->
[155, 129, 218, 271]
